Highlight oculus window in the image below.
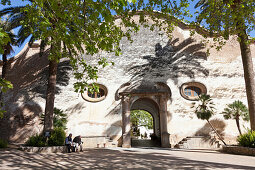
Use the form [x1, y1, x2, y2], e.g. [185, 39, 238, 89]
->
[82, 84, 108, 102]
[180, 82, 206, 100]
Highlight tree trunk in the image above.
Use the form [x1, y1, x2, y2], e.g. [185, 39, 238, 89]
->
[237, 25, 255, 131]
[2, 51, 7, 79]
[43, 58, 58, 132]
[207, 120, 227, 145]
[235, 115, 242, 135]
[0, 45, 8, 105]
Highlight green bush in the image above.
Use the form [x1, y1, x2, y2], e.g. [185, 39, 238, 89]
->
[41, 108, 68, 130]
[0, 138, 8, 148]
[25, 135, 46, 147]
[237, 130, 255, 148]
[48, 128, 66, 146]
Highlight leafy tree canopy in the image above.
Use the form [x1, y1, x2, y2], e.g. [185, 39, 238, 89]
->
[0, 27, 10, 54]
[131, 110, 153, 130]
[194, 0, 255, 39]
[1, 0, 192, 93]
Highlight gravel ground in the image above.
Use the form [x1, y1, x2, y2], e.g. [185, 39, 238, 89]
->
[0, 147, 255, 169]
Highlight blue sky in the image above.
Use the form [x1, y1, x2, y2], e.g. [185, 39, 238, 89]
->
[0, 0, 31, 59]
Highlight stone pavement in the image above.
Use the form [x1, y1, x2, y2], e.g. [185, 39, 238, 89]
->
[0, 147, 255, 169]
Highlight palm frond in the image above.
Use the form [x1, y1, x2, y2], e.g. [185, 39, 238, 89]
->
[194, 0, 209, 9]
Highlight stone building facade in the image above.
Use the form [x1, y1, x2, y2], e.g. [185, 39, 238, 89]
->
[1, 17, 254, 147]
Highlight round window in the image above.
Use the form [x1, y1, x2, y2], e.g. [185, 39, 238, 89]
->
[81, 84, 108, 102]
[180, 82, 206, 100]
[184, 86, 201, 97]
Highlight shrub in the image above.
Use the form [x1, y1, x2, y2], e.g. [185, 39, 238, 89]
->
[41, 108, 68, 130]
[237, 130, 255, 148]
[0, 138, 8, 148]
[48, 127, 66, 146]
[25, 135, 46, 147]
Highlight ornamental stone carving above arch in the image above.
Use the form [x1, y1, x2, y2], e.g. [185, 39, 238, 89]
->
[117, 81, 171, 98]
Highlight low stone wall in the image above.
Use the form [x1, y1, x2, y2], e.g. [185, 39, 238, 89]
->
[81, 136, 107, 148]
[222, 146, 255, 156]
[20, 146, 66, 153]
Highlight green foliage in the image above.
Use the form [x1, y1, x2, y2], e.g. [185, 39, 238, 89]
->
[25, 134, 47, 147]
[195, 0, 255, 131]
[0, 78, 13, 93]
[25, 128, 66, 147]
[194, 94, 215, 120]
[0, 138, 8, 148]
[7, 0, 191, 93]
[131, 110, 153, 130]
[0, 28, 10, 54]
[237, 130, 255, 148]
[41, 107, 68, 129]
[1, 0, 11, 5]
[131, 110, 153, 137]
[48, 127, 66, 146]
[0, 78, 13, 119]
[53, 108, 67, 129]
[193, 94, 226, 145]
[195, 0, 255, 39]
[222, 100, 249, 121]
[222, 100, 249, 135]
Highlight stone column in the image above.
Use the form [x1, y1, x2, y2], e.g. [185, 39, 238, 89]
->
[159, 94, 170, 148]
[122, 95, 131, 148]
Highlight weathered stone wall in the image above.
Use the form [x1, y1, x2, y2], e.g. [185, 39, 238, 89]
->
[1, 18, 254, 146]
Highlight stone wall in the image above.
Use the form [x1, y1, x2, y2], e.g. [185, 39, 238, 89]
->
[1, 17, 254, 146]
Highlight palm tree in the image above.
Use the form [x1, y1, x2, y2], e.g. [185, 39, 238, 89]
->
[0, 3, 59, 132]
[194, 94, 227, 145]
[195, 0, 255, 131]
[221, 101, 249, 135]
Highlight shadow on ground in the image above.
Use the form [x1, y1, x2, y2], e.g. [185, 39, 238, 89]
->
[0, 148, 254, 169]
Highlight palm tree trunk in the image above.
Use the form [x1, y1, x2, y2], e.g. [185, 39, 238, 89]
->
[237, 23, 255, 131]
[43, 58, 58, 132]
[207, 120, 227, 145]
[235, 116, 242, 135]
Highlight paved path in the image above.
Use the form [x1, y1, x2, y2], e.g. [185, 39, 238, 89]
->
[0, 147, 255, 169]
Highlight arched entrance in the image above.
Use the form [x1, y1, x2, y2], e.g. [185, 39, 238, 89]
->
[118, 81, 171, 148]
[130, 98, 160, 147]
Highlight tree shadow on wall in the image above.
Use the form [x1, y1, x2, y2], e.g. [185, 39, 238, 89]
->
[0, 47, 72, 143]
[195, 119, 226, 145]
[127, 37, 209, 85]
[30, 59, 72, 99]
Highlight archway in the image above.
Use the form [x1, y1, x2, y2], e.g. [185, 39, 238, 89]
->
[119, 81, 171, 148]
[130, 98, 161, 147]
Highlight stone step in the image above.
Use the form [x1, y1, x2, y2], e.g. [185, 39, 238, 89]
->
[174, 136, 221, 149]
